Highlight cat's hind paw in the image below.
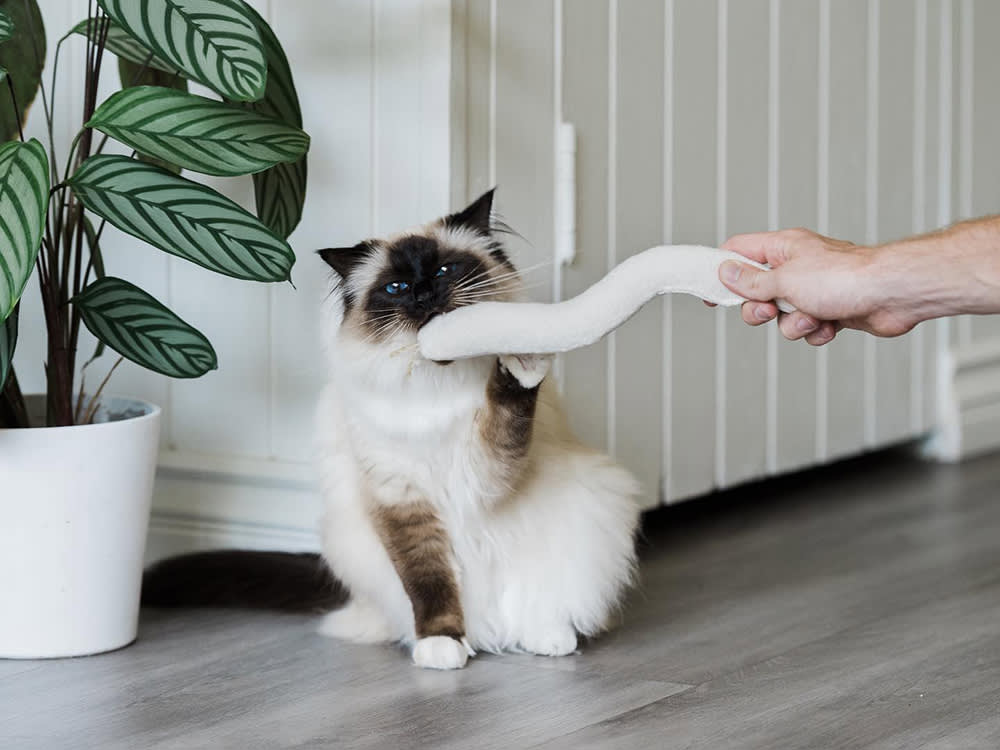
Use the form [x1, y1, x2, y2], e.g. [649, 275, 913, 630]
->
[318, 599, 395, 644]
[520, 625, 578, 657]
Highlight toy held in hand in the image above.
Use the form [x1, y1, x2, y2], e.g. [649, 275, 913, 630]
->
[417, 245, 794, 361]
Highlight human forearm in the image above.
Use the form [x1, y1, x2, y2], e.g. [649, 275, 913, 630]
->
[872, 215, 1000, 323]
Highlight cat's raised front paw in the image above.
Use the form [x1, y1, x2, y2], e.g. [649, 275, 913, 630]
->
[499, 353, 552, 389]
[411, 635, 474, 670]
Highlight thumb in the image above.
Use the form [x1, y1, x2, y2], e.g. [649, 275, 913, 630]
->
[719, 261, 780, 302]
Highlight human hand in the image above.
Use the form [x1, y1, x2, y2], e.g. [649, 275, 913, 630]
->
[717, 228, 920, 346]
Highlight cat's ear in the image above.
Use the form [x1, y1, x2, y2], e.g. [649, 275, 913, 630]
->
[444, 187, 495, 234]
[317, 243, 372, 278]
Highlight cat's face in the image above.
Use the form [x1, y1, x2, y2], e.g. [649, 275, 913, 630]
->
[319, 189, 520, 342]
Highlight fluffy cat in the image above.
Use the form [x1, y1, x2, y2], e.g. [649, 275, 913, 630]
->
[313, 189, 640, 669]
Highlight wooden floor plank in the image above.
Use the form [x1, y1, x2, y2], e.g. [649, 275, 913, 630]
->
[535, 581, 1000, 750]
[3, 450, 1000, 750]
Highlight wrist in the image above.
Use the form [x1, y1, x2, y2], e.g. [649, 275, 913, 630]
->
[868, 232, 983, 325]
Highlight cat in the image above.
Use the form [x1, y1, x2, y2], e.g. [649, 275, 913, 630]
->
[142, 189, 640, 670]
[311, 188, 640, 669]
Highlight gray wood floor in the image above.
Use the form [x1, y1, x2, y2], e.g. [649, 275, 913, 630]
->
[4, 449, 1000, 749]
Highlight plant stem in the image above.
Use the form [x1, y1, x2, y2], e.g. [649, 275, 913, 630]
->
[5, 75, 23, 141]
[81, 356, 123, 425]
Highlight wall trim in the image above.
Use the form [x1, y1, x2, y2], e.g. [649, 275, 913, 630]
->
[922, 335, 1000, 461]
[146, 450, 321, 562]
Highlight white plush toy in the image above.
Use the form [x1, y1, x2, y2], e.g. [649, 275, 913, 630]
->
[417, 245, 794, 361]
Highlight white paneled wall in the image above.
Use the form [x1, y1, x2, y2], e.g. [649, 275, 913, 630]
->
[13, 1, 1000, 552]
[457, 0, 991, 508]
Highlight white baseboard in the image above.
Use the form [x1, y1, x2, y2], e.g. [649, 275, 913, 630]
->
[145, 450, 321, 563]
[921, 335, 1000, 461]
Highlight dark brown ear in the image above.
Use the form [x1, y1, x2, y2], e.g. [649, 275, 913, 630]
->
[444, 187, 495, 234]
[317, 243, 372, 279]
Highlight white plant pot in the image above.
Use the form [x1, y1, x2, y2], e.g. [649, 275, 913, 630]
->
[0, 395, 161, 659]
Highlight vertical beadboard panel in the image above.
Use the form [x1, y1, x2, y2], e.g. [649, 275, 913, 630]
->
[825, 0, 869, 458]
[930, 0, 953, 431]
[669, 0, 717, 500]
[774, 0, 820, 471]
[967, 0, 1000, 341]
[561, 0, 610, 450]
[167, 0, 272, 457]
[721, 0, 769, 486]
[613, 0, 665, 503]
[269, 0, 373, 461]
[874, 0, 916, 445]
[463, 0, 492, 199]
[493, 0, 555, 299]
[661, 0, 674, 502]
[953, 0, 972, 349]
[373, 0, 422, 233]
[916, 0, 939, 432]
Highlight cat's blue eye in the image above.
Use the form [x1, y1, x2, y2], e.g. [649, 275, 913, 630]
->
[435, 264, 455, 278]
[385, 281, 409, 295]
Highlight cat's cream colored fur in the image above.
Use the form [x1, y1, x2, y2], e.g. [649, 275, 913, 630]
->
[315, 221, 640, 670]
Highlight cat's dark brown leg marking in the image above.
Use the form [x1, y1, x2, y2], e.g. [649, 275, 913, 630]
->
[373, 500, 465, 639]
[477, 359, 541, 492]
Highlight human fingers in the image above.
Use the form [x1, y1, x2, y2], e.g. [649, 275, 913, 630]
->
[721, 232, 781, 264]
[805, 322, 837, 346]
[719, 261, 781, 303]
[740, 301, 779, 326]
[777, 310, 820, 341]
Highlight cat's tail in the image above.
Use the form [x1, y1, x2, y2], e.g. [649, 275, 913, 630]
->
[141, 550, 349, 613]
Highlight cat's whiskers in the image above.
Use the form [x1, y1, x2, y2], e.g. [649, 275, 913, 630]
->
[451, 261, 545, 294]
[451, 278, 543, 304]
[451, 274, 522, 299]
[359, 316, 407, 345]
[454, 268, 528, 293]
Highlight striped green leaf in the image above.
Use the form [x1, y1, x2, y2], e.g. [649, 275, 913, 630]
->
[0, 0, 44, 143]
[68, 155, 294, 282]
[0, 305, 16, 390]
[252, 158, 307, 240]
[88, 86, 309, 177]
[96, 0, 266, 102]
[241, 6, 307, 239]
[117, 61, 188, 174]
[0, 8, 13, 43]
[74, 277, 217, 379]
[0, 139, 50, 321]
[72, 17, 178, 74]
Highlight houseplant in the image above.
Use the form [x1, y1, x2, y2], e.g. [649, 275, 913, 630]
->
[0, 0, 309, 658]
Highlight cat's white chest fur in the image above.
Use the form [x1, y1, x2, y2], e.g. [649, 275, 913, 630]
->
[330, 343, 494, 498]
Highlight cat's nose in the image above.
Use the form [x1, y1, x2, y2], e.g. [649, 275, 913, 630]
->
[415, 288, 434, 309]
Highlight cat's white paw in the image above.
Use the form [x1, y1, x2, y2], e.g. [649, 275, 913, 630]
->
[520, 625, 578, 657]
[318, 599, 394, 644]
[412, 636, 474, 670]
[499, 353, 552, 389]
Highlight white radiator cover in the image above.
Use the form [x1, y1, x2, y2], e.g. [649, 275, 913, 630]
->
[13, 1, 1000, 560]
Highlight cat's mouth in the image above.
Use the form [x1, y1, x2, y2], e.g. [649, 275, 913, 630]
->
[415, 306, 454, 330]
